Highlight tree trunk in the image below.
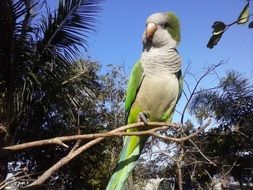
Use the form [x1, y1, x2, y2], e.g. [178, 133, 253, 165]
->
[0, 128, 10, 182]
[0, 0, 16, 182]
[177, 144, 184, 190]
[0, 153, 9, 182]
[176, 163, 183, 190]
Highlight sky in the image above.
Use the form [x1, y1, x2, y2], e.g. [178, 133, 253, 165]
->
[85, 0, 253, 123]
[49, 0, 253, 123]
[88, 0, 252, 75]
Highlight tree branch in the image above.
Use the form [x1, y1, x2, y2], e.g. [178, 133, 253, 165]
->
[1, 119, 212, 188]
[154, 119, 211, 143]
[1, 119, 211, 153]
[1, 122, 177, 152]
[180, 60, 226, 123]
[24, 122, 178, 188]
[187, 138, 216, 166]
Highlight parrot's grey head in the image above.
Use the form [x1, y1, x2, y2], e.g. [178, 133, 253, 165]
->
[142, 12, 180, 49]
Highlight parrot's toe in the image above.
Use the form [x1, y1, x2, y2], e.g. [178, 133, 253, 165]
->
[138, 112, 149, 124]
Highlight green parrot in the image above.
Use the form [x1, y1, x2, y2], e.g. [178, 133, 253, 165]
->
[106, 12, 182, 190]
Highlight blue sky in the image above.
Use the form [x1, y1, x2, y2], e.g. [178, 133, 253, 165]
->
[88, 0, 252, 77]
[49, 0, 253, 123]
[85, 0, 253, 123]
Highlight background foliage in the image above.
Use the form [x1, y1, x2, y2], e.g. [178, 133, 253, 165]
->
[0, 0, 252, 189]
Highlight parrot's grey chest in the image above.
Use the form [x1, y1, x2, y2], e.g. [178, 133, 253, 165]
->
[134, 73, 179, 121]
[140, 46, 181, 77]
[133, 46, 182, 120]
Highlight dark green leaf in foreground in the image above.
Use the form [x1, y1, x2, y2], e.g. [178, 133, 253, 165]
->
[207, 21, 226, 48]
[207, 32, 224, 49]
[212, 21, 227, 35]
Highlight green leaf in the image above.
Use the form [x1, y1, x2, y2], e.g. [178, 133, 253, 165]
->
[249, 21, 253, 28]
[237, 2, 249, 24]
[212, 21, 227, 35]
[207, 32, 224, 49]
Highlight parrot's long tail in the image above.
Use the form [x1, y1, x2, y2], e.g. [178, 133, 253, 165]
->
[106, 134, 147, 190]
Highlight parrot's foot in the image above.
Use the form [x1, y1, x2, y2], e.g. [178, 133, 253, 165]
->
[138, 112, 149, 124]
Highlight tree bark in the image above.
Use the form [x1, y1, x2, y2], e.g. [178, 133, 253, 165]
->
[177, 144, 184, 190]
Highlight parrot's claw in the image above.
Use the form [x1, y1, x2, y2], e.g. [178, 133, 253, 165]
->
[138, 112, 149, 124]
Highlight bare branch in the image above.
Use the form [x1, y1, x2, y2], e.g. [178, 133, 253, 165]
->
[1, 122, 177, 152]
[194, 86, 221, 94]
[182, 89, 189, 101]
[0, 115, 211, 188]
[25, 137, 104, 188]
[0, 171, 24, 189]
[187, 138, 216, 166]
[69, 111, 83, 154]
[210, 161, 237, 189]
[24, 119, 210, 188]
[0, 123, 7, 134]
[222, 161, 237, 178]
[180, 60, 226, 124]
[22, 122, 177, 187]
[154, 119, 211, 143]
[0, 168, 39, 190]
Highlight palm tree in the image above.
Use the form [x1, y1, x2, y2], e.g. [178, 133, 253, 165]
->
[0, 0, 101, 181]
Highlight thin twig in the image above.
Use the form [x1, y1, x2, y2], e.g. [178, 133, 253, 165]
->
[227, 13, 253, 27]
[188, 138, 216, 166]
[210, 161, 237, 189]
[69, 110, 82, 154]
[154, 119, 211, 143]
[0, 171, 24, 188]
[194, 86, 221, 94]
[0, 169, 40, 190]
[181, 60, 226, 124]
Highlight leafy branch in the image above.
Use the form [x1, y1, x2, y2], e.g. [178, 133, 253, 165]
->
[207, 1, 253, 48]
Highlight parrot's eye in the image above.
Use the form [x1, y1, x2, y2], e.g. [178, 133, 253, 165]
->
[162, 23, 169, 29]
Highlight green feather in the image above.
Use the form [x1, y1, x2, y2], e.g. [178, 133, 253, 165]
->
[106, 135, 147, 190]
[106, 61, 145, 190]
[124, 61, 144, 123]
[167, 12, 181, 43]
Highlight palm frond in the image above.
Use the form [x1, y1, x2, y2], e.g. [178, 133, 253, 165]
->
[0, 0, 102, 145]
[33, 60, 99, 120]
[38, 0, 101, 61]
[0, 0, 14, 72]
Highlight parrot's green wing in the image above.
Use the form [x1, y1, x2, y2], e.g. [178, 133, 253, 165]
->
[106, 61, 145, 190]
[124, 60, 144, 123]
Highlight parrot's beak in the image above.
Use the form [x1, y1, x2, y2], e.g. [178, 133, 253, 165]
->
[145, 23, 157, 40]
